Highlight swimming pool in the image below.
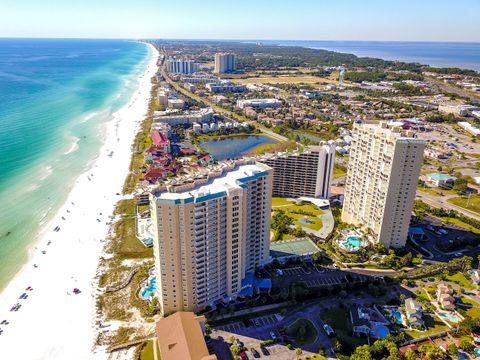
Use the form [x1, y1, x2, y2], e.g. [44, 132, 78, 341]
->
[474, 347, 480, 357]
[140, 276, 157, 300]
[440, 312, 460, 323]
[372, 325, 389, 339]
[390, 309, 403, 325]
[340, 235, 364, 250]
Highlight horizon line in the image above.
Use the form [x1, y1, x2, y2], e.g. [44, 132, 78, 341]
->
[0, 36, 480, 44]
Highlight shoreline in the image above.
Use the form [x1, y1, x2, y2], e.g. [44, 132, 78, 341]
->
[0, 42, 159, 359]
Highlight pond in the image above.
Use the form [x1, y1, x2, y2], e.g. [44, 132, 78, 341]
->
[199, 135, 278, 160]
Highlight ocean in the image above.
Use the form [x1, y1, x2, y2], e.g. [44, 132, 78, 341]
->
[256, 40, 480, 72]
[0, 39, 151, 291]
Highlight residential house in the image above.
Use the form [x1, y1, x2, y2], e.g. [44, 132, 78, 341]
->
[350, 306, 372, 336]
[427, 173, 457, 189]
[405, 298, 425, 329]
[437, 283, 456, 310]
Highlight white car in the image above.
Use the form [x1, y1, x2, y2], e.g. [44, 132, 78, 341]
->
[269, 331, 277, 340]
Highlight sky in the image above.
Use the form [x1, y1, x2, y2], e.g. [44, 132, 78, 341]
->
[1, 0, 480, 42]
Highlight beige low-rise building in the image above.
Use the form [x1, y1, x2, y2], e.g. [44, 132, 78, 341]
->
[150, 163, 272, 316]
[156, 312, 217, 360]
[342, 122, 425, 248]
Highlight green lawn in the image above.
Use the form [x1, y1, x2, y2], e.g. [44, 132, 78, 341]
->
[333, 163, 347, 179]
[459, 297, 479, 307]
[272, 197, 293, 207]
[440, 217, 480, 234]
[320, 307, 366, 353]
[466, 307, 480, 318]
[284, 318, 318, 347]
[290, 213, 323, 231]
[446, 272, 475, 290]
[405, 314, 448, 339]
[448, 195, 480, 215]
[139, 340, 159, 360]
[272, 198, 324, 233]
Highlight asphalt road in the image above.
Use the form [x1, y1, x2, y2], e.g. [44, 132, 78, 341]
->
[417, 192, 480, 221]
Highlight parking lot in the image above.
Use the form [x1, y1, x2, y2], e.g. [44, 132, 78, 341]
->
[281, 267, 307, 276]
[304, 275, 354, 287]
[216, 314, 282, 334]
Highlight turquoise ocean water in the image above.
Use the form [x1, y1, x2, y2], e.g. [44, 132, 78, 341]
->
[0, 39, 151, 290]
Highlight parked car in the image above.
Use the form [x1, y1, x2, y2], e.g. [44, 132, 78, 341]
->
[439, 228, 449, 235]
[269, 331, 277, 340]
[239, 351, 248, 360]
[250, 348, 260, 358]
[260, 346, 270, 356]
[454, 252, 464, 257]
[276, 269, 284, 276]
[323, 323, 334, 336]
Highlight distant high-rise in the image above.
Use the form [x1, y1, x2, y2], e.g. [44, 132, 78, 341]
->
[342, 122, 425, 248]
[167, 58, 199, 74]
[259, 144, 335, 199]
[150, 163, 272, 316]
[214, 53, 237, 74]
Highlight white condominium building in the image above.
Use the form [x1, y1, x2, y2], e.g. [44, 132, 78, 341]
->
[259, 144, 335, 199]
[150, 163, 273, 316]
[167, 58, 199, 74]
[214, 53, 237, 74]
[236, 98, 282, 109]
[342, 122, 425, 248]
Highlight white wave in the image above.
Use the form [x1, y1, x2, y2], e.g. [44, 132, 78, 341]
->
[64, 136, 81, 155]
[38, 165, 53, 181]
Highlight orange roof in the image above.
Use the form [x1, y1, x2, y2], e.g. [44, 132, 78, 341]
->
[156, 312, 217, 360]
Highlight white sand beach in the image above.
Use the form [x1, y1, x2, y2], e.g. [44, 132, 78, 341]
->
[0, 44, 158, 359]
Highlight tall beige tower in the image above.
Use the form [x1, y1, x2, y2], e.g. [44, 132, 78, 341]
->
[214, 53, 236, 74]
[150, 163, 272, 316]
[342, 122, 425, 248]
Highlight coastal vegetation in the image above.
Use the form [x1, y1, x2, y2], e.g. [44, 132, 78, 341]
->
[123, 75, 159, 194]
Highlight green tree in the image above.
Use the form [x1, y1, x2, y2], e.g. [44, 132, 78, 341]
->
[447, 343, 458, 357]
[295, 348, 302, 356]
[418, 343, 442, 360]
[350, 345, 372, 360]
[460, 338, 474, 353]
[230, 344, 241, 356]
[404, 349, 416, 360]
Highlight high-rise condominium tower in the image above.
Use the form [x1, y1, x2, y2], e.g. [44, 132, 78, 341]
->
[214, 53, 236, 74]
[342, 122, 425, 248]
[259, 144, 335, 199]
[150, 163, 272, 316]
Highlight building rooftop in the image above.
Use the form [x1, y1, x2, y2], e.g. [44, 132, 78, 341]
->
[270, 238, 320, 258]
[156, 312, 217, 360]
[428, 173, 457, 182]
[154, 163, 271, 204]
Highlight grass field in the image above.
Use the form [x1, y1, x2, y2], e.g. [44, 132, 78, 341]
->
[446, 272, 475, 290]
[405, 314, 448, 339]
[441, 217, 480, 234]
[466, 307, 480, 318]
[333, 163, 347, 179]
[285, 318, 318, 347]
[272, 197, 324, 231]
[448, 195, 480, 215]
[231, 76, 323, 85]
[139, 339, 160, 360]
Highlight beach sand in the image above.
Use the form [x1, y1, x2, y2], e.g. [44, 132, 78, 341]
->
[0, 44, 158, 359]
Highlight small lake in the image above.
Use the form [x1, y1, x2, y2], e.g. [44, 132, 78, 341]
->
[199, 135, 278, 160]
